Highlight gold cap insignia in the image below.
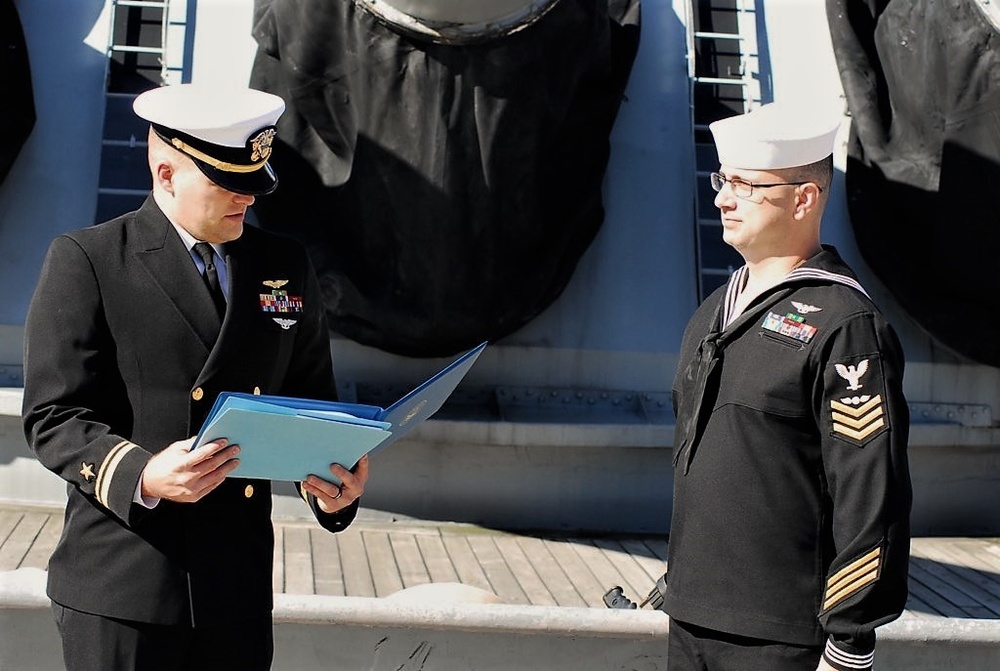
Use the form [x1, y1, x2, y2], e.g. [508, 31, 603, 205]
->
[250, 128, 277, 163]
[80, 462, 95, 482]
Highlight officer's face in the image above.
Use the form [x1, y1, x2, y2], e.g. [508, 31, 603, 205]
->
[713, 165, 801, 261]
[170, 160, 255, 244]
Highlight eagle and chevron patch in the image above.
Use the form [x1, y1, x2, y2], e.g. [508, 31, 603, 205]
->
[826, 355, 888, 446]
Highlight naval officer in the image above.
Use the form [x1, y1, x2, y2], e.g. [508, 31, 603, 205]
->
[662, 101, 912, 671]
[23, 83, 369, 670]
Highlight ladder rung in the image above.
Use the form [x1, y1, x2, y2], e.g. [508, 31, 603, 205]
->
[701, 268, 735, 277]
[693, 76, 747, 86]
[116, 1, 168, 7]
[694, 32, 744, 40]
[102, 139, 148, 148]
[110, 45, 164, 55]
[98, 188, 150, 197]
[698, 218, 722, 227]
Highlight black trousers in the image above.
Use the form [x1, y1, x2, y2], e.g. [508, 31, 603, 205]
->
[667, 618, 822, 671]
[53, 602, 274, 671]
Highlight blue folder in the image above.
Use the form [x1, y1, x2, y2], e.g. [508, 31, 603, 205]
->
[193, 341, 486, 482]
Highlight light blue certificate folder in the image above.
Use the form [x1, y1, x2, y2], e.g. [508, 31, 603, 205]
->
[194, 341, 487, 482]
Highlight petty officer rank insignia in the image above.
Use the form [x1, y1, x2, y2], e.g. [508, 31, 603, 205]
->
[825, 354, 889, 446]
[762, 311, 818, 344]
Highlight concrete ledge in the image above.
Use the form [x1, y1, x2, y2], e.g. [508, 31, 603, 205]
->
[0, 388, 21, 417]
[3, 568, 999, 671]
[0, 567, 47, 608]
[274, 592, 668, 638]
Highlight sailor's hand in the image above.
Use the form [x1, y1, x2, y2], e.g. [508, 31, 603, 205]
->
[141, 437, 240, 503]
[816, 658, 838, 671]
[306, 455, 369, 513]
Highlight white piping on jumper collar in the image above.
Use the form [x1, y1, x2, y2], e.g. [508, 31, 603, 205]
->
[722, 265, 870, 329]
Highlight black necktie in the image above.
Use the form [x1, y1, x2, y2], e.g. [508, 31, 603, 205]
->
[193, 242, 227, 317]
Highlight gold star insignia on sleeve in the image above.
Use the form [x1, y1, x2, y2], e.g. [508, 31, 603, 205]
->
[80, 462, 96, 482]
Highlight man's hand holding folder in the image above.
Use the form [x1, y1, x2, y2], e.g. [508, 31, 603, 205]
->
[191, 342, 487, 484]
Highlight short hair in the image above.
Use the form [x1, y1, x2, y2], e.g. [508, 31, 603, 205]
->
[786, 155, 833, 193]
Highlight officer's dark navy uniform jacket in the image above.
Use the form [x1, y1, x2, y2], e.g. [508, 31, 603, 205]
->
[23, 197, 356, 626]
[665, 246, 911, 669]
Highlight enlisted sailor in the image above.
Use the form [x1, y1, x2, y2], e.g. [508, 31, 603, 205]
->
[661, 101, 912, 671]
[23, 83, 369, 670]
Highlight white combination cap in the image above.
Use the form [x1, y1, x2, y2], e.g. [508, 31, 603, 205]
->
[709, 101, 841, 171]
[133, 84, 286, 195]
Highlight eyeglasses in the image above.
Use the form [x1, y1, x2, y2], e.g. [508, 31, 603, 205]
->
[709, 172, 821, 200]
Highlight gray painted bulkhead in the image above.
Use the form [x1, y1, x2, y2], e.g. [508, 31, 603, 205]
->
[1, 0, 998, 538]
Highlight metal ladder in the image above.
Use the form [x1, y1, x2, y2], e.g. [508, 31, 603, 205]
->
[94, 0, 188, 224]
[685, 0, 762, 301]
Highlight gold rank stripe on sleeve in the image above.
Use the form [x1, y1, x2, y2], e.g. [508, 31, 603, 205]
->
[822, 546, 882, 611]
[830, 395, 885, 441]
[95, 440, 139, 509]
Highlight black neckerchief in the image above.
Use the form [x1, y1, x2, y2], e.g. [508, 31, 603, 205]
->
[672, 284, 797, 475]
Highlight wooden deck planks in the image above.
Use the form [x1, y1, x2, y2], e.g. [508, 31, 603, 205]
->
[310, 529, 345, 596]
[440, 533, 492, 593]
[909, 541, 1000, 617]
[1, 505, 998, 620]
[0, 511, 48, 571]
[467, 534, 529, 604]
[542, 537, 609, 607]
[19, 513, 61, 570]
[492, 534, 558, 606]
[414, 533, 460, 585]
[389, 532, 431, 589]
[906, 563, 976, 618]
[336, 528, 376, 597]
[514, 535, 587, 607]
[568, 538, 642, 605]
[618, 537, 668, 584]
[363, 531, 404, 597]
[590, 538, 657, 602]
[927, 539, 1000, 600]
[283, 525, 315, 595]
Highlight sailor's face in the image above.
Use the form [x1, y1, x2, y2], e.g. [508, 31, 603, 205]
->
[713, 165, 799, 260]
[172, 162, 254, 244]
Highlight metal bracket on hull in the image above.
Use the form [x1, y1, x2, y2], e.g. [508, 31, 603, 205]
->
[908, 402, 993, 428]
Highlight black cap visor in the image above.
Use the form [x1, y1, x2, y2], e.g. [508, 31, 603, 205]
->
[194, 160, 278, 196]
[152, 124, 279, 196]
